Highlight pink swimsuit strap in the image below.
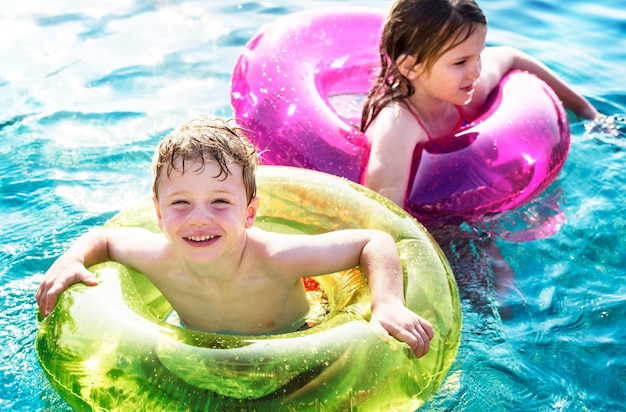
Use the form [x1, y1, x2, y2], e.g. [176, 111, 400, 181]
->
[403, 101, 471, 140]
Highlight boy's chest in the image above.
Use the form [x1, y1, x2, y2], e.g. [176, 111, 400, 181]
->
[157, 274, 307, 334]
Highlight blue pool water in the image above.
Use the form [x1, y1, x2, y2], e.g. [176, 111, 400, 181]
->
[1, 1, 624, 410]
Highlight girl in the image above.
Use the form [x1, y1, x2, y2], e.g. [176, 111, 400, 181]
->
[361, 0, 599, 207]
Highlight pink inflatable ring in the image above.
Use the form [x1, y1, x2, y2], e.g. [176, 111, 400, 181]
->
[231, 8, 571, 223]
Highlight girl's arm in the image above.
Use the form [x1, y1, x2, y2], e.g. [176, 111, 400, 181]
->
[481, 46, 599, 120]
[364, 104, 425, 206]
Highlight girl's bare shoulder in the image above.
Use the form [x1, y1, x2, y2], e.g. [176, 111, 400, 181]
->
[366, 102, 424, 144]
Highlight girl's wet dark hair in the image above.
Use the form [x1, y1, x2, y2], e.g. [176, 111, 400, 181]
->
[152, 116, 259, 204]
[361, 0, 486, 132]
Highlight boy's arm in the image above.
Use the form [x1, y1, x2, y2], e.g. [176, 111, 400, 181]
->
[36, 227, 162, 317]
[36, 228, 112, 317]
[359, 231, 434, 358]
[482, 46, 600, 120]
[264, 228, 434, 356]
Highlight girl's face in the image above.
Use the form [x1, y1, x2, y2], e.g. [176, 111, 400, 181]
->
[153, 158, 258, 265]
[412, 25, 487, 105]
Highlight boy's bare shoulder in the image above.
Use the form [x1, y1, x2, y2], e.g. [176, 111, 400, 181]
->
[106, 227, 174, 270]
[243, 227, 317, 268]
[244, 226, 292, 253]
[106, 226, 167, 245]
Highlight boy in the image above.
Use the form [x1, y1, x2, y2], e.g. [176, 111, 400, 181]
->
[36, 116, 434, 357]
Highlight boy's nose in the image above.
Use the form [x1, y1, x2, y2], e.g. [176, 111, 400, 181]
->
[188, 206, 213, 226]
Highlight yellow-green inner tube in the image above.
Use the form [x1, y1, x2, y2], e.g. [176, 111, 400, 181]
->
[36, 166, 461, 411]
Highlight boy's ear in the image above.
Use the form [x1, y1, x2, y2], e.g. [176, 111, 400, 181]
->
[245, 196, 260, 228]
[152, 196, 164, 230]
[396, 54, 418, 79]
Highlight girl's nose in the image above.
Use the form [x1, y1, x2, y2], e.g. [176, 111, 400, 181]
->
[468, 59, 481, 80]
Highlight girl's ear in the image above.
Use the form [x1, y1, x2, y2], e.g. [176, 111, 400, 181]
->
[396, 54, 418, 79]
[153, 196, 164, 230]
[245, 196, 260, 228]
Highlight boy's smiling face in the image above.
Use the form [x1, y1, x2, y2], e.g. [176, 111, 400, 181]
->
[153, 157, 258, 265]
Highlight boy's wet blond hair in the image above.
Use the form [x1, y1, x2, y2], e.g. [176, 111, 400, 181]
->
[152, 116, 259, 204]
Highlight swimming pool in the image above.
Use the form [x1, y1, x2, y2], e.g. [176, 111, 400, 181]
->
[1, 0, 624, 410]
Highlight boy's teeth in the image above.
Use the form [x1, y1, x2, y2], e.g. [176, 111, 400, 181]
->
[188, 235, 215, 242]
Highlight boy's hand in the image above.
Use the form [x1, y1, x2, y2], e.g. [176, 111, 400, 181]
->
[370, 303, 434, 358]
[36, 260, 99, 317]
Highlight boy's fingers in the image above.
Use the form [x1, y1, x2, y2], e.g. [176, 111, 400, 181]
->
[400, 328, 429, 358]
[36, 271, 98, 317]
[38, 293, 55, 318]
[402, 322, 433, 358]
[415, 328, 431, 357]
[422, 319, 435, 340]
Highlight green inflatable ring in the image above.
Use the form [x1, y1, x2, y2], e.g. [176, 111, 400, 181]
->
[36, 166, 461, 411]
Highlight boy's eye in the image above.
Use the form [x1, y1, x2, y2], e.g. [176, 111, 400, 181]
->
[213, 199, 230, 205]
[172, 200, 189, 205]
